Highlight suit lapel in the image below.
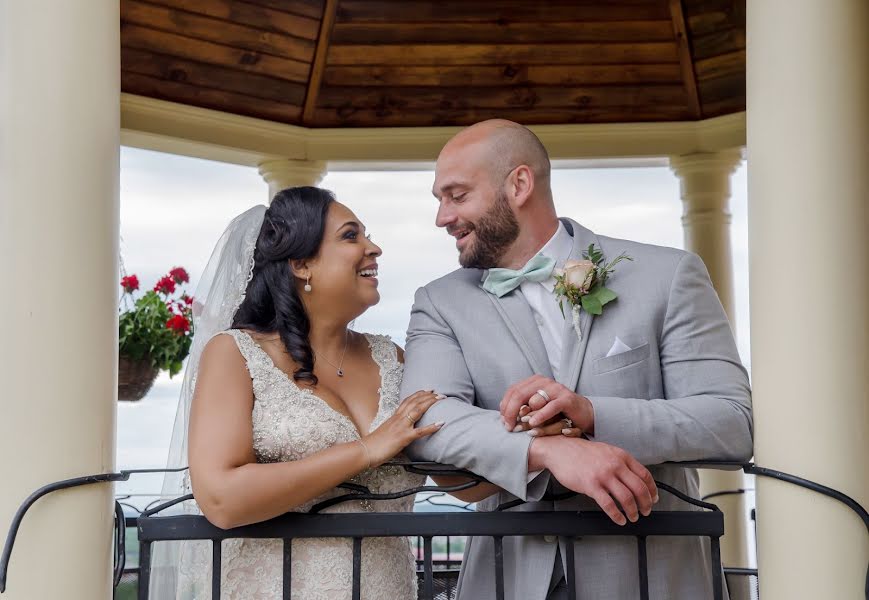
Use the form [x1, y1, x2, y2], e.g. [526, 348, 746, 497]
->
[482, 278, 554, 379]
[557, 219, 602, 391]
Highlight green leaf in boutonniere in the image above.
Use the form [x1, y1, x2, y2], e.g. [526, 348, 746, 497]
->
[580, 293, 603, 315]
[588, 284, 618, 308]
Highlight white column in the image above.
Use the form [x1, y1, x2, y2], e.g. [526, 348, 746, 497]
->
[258, 158, 328, 201]
[0, 3, 119, 599]
[747, 1, 869, 599]
[670, 150, 751, 599]
[670, 150, 742, 321]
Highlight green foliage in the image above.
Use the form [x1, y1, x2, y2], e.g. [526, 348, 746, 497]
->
[594, 250, 632, 287]
[584, 244, 605, 265]
[119, 268, 194, 378]
[579, 284, 618, 315]
[119, 291, 192, 377]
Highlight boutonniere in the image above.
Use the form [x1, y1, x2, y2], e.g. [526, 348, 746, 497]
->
[553, 244, 632, 341]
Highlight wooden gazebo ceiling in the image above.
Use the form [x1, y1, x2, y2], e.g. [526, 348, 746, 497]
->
[120, 0, 746, 128]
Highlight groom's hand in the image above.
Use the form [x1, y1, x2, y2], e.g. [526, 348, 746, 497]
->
[500, 374, 594, 435]
[529, 436, 659, 525]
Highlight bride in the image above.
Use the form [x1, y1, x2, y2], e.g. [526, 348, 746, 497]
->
[154, 186, 463, 599]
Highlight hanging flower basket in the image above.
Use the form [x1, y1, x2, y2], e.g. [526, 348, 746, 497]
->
[118, 354, 161, 402]
[117, 268, 194, 402]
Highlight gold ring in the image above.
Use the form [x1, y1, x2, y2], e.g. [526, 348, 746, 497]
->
[403, 413, 415, 424]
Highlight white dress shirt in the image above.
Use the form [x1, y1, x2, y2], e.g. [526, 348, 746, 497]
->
[518, 221, 574, 381]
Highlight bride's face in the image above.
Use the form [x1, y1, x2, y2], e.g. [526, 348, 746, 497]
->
[302, 201, 382, 313]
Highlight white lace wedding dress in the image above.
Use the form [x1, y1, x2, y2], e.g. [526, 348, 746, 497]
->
[175, 329, 424, 599]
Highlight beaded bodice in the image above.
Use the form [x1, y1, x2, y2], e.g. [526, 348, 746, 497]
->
[175, 329, 423, 599]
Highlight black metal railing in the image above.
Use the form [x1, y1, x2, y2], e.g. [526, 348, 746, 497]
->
[136, 506, 724, 600]
[2, 462, 867, 599]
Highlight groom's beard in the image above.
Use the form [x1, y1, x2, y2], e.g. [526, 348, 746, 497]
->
[457, 190, 520, 269]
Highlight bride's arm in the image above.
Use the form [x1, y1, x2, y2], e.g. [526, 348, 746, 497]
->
[187, 335, 370, 529]
[189, 335, 442, 529]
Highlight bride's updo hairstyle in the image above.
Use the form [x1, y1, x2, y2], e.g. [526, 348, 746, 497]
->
[232, 186, 335, 385]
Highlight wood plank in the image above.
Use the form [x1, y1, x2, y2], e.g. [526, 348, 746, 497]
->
[310, 105, 694, 128]
[685, 0, 745, 37]
[697, 72, 744, 105]
[683, 0, 731, 13]
[302, 0, 338, 123]
[326, 43, 680, 66]
[121, 47, 307, 105]
[331, 20, 676, 44]
[669, 0, 702, 118]
[316, 85, 689, 111]
[140, 0, 320, 40]
[694, 50, 744, 81]
[121, 23, 312, 83]
[241, 0, 324, 21]
[122, 71, 302, 123]
[322, 64, 683, 87]
[336, 1, 671, 23]
[122, 0, 315, 63]
[691, 28, 745, 60]
[683, 0, 738, 16]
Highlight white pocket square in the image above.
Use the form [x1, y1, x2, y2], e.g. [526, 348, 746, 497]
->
[605, 336, 633, 358]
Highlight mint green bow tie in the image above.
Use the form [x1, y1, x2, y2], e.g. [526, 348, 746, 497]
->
[482, 254, 556, 298]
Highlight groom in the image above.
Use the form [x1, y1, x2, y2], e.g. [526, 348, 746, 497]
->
[401, 120, 753, 599]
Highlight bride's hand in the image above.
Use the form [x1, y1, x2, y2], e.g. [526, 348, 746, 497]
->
[512, 405, 584, 438]
[362, 390, 444, 467]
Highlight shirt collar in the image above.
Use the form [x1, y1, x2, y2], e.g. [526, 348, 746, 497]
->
[537, 221, 573, 292]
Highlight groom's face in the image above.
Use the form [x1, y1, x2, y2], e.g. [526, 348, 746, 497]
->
[433, 146, 520, 269]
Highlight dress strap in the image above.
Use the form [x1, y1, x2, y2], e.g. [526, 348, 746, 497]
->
[215, 329, 271, 373]
[364, 333, 399, 371]
[364, 334, 403, 411]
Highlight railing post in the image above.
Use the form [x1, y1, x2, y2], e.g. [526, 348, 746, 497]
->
[211, 541, 221, 600]
[282, 539, 292, 600]
[562, 536, 577, 600]
[711, 536, 723, 600]
[137, 541, 150, 600]
[493, 536, 505, 600]
[351, 537, 362, 600]
[637, 536, 649, 600]
[423, 536, 434, 599]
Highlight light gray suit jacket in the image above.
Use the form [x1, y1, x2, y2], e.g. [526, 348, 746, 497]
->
[401, 218, 753, 600]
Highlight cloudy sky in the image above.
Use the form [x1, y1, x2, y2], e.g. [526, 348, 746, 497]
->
[115, 146, 750, 503]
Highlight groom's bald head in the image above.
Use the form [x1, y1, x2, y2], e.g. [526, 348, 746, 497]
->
[439, 119, 551, 190]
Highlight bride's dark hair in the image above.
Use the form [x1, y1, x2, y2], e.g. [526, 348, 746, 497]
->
[232, 186, 335, 385]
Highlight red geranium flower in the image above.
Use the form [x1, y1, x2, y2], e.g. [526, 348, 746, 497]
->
[154, 276, 176, 295]
[169, 267, 190, 284]
[166, 314, 190, 334]
[120, 275, 139, 293]
[181, 293, 194, 305]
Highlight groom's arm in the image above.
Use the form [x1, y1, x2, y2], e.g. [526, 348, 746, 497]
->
[402, 286, 546, 501]
[587, 252, 754, 464]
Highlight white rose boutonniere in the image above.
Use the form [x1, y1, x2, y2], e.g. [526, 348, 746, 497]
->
[553, 244, 632, 341]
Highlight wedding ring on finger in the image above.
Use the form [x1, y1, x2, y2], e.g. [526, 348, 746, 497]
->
[561, 418, 583, 437]
[534, 389, 551, 403]
[403, 412, 416, 425]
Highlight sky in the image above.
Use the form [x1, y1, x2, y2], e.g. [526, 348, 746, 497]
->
[115, 146, 750, 505]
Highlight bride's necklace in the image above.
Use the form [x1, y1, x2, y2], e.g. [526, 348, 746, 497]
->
[315, 330, 349, 377]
